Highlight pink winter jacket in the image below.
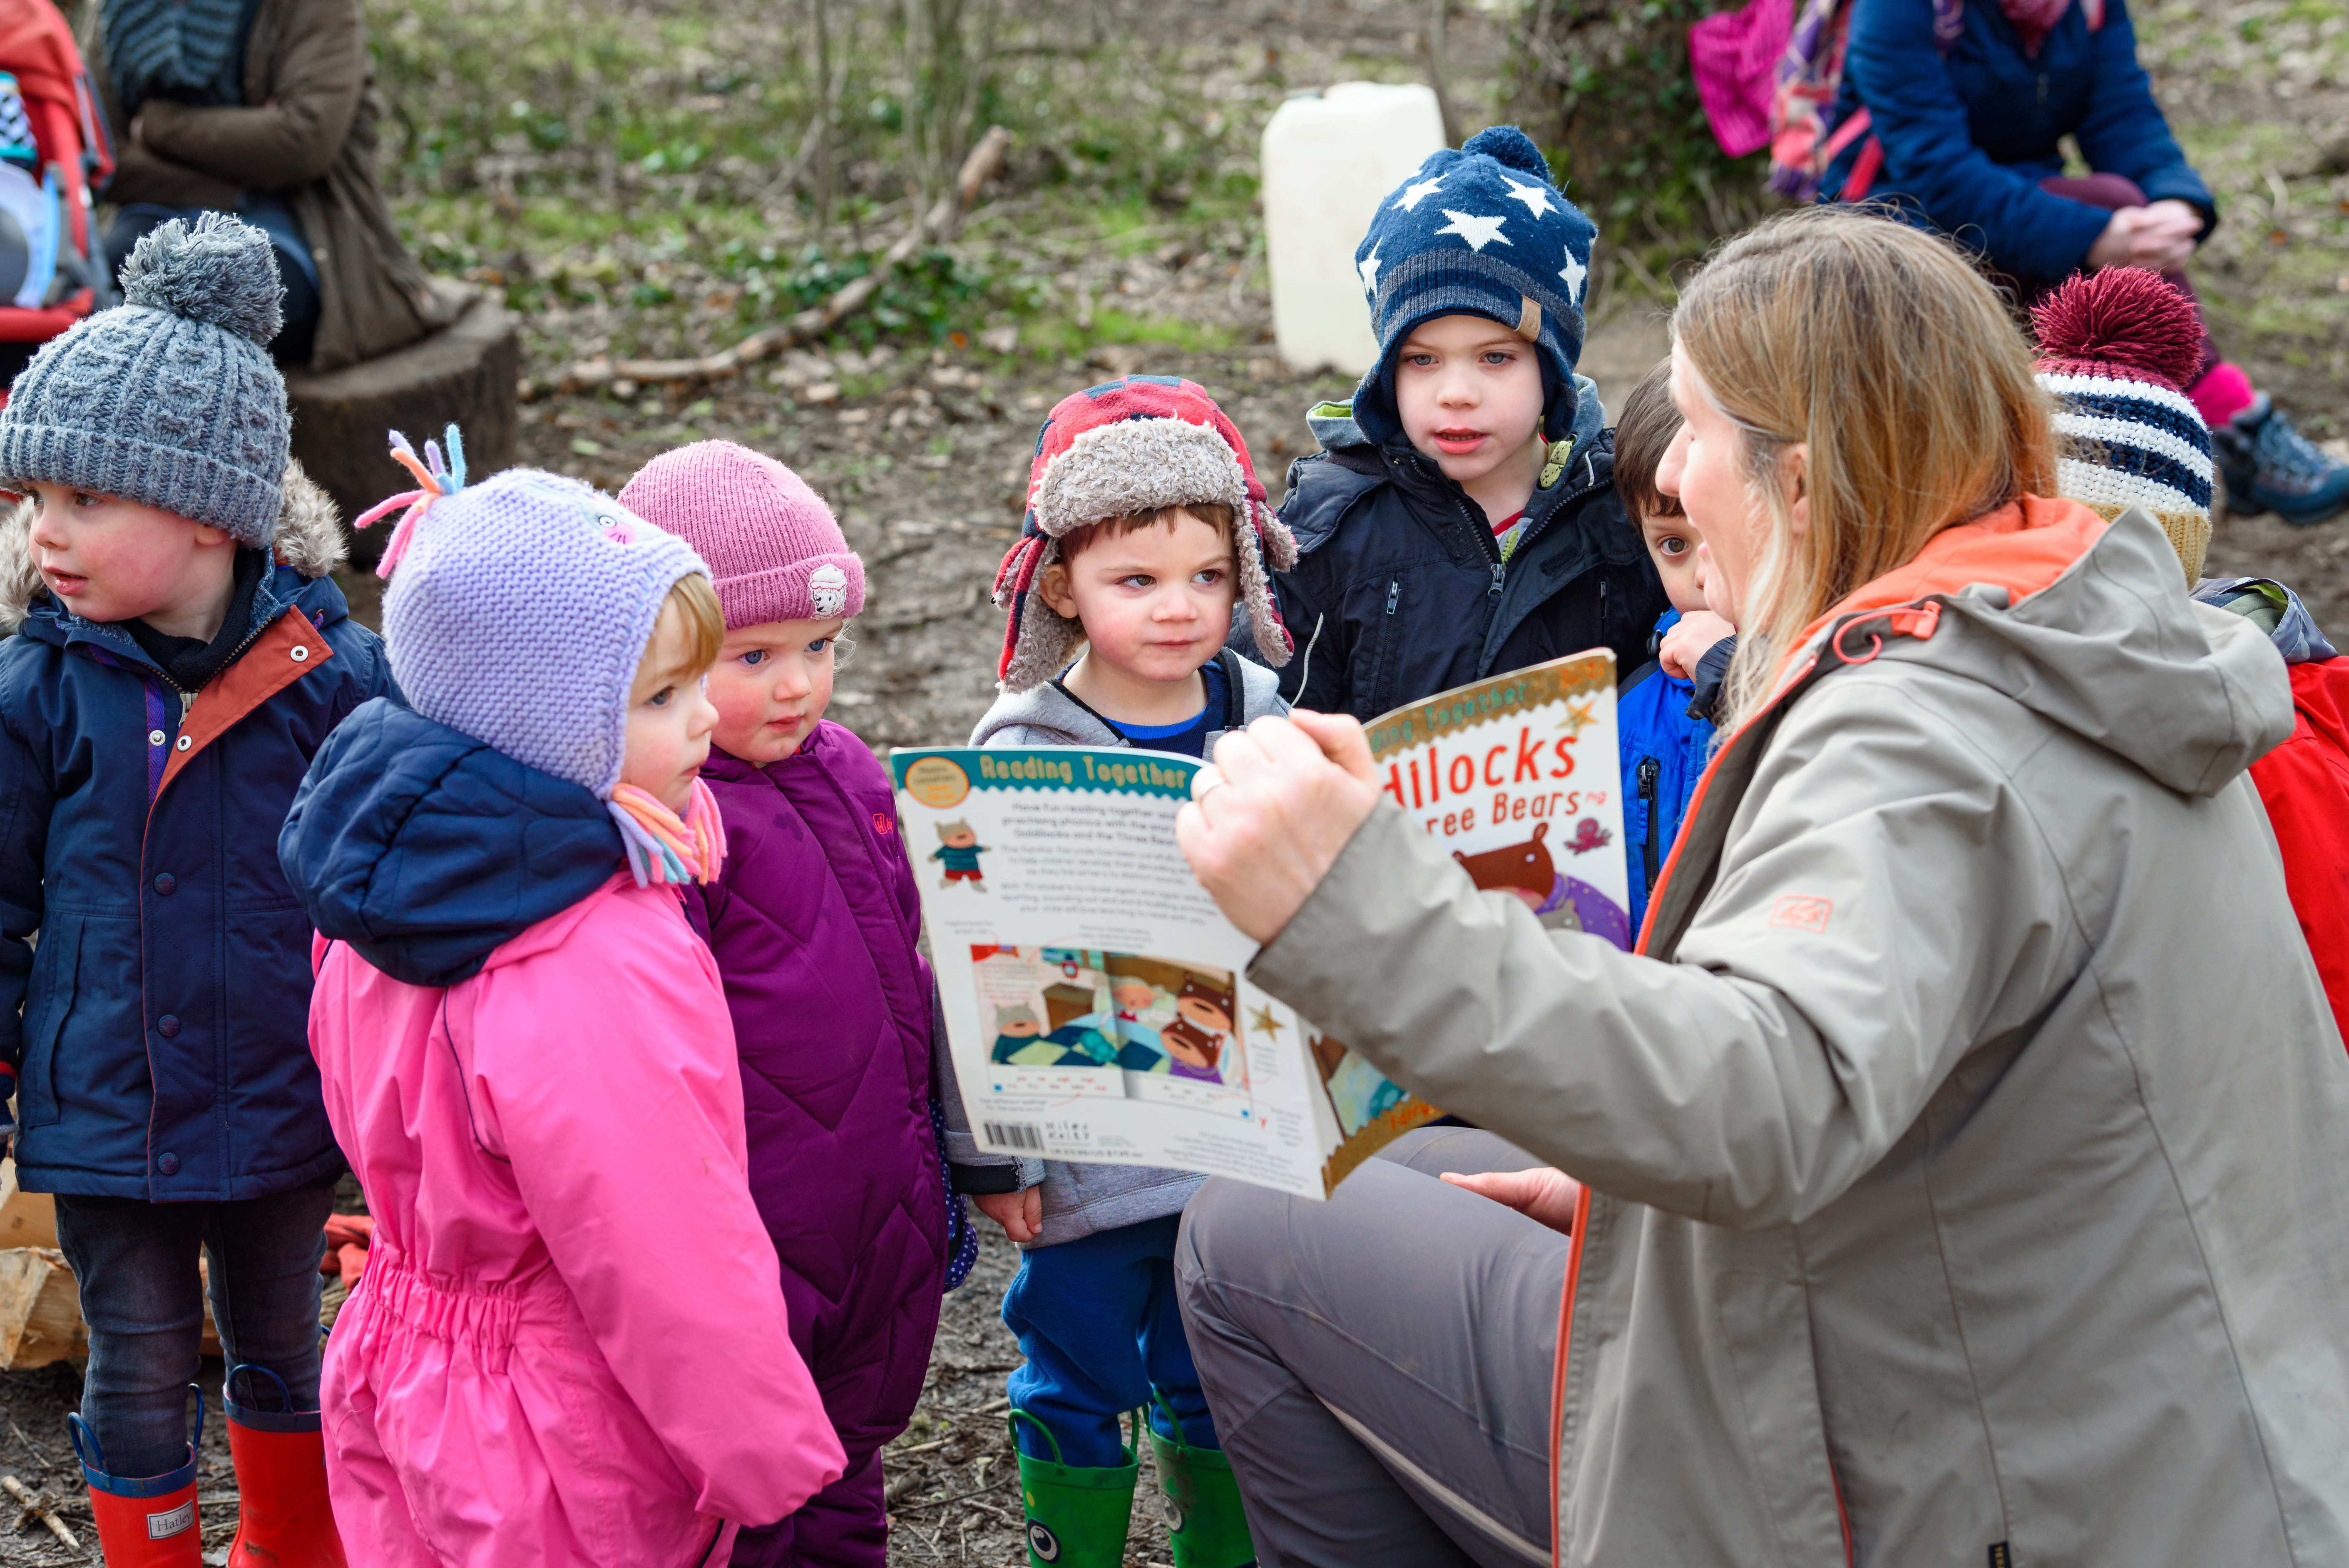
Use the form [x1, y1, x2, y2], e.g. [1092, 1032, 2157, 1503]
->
[306, 874, 847, 1566]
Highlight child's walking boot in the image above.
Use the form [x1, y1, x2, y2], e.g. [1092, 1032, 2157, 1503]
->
[223, 1365, 348, 1567]
[71, 1387, 204, 1567]
[1145, 1394, 1255, 1568]
[1010, 1408, 1138, 1567]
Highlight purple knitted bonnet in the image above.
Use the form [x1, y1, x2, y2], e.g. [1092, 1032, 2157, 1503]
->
[379, 463, 711, 798]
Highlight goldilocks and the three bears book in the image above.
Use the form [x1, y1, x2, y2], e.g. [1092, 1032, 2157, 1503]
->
[896, 650, 1628, 1197]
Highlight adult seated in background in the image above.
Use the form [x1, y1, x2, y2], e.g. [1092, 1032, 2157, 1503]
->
[87, 0, 451, 370]
[1826, 0, 2349, 524]
[1167, 209, 2349, 1567]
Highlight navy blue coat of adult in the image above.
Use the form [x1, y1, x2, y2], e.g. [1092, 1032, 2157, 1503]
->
[0, 474, 397, 1200]
[1827, 0, 2215, 282]
[1265, 388, 1666, 722]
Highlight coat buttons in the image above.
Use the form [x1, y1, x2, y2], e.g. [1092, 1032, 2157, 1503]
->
[291, 645, 309, 662]
[153, 873, 175, 896]
[147, 729, 165, 747]
[174, 735, 191, 752]
[157, 1014, 180, 1038]
[156, 1153, 179, 1175]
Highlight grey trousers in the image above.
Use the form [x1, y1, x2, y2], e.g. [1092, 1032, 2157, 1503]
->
[1174, 1126, 1567, 1568]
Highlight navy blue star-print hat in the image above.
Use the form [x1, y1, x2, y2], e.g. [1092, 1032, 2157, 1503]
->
[1350, 125, 1598, 447]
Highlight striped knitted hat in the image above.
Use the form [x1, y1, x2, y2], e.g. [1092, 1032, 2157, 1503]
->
[2032, 268, 2215, 583]
[991, 375, 1295, 691]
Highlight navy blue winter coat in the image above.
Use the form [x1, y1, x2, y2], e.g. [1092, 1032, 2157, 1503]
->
[0, 472, 397, 1200]
[1266, 387, 1668, 722]
[1829, 0, 2215, 282]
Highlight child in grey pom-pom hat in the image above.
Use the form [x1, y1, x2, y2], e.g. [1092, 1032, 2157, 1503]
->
[1260, 126, 1669, 725]
[0, 210, 398, 1553]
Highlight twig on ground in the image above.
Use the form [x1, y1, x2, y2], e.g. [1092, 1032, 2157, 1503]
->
[1, 1474, 80, 1549]
[523, 126, 1012, 401]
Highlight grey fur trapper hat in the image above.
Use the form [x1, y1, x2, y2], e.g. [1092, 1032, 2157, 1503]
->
[990, 374, 1296, 691]
[0, 211, 289, 548]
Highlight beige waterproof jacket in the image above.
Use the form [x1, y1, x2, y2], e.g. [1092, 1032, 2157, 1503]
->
[1255, 500, 2349, 1567]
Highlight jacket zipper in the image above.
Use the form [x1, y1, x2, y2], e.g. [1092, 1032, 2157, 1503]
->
[1385, 579, 1400, 617]
[1636, 757, 1661, 892]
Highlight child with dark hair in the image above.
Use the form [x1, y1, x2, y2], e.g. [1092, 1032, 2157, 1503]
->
[1611, 359, 1734, 940]
[1265, 126, 1668, 721]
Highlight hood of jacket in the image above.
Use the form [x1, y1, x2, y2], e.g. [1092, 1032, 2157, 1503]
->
[969, 647, 1286, 749]
[0, 458, 346, 639]
[1789, 499, 2292, 798]
[1288, 373, 1609, 558]
[281, 697, 628, 988]
[2191, 575, 2337, 666]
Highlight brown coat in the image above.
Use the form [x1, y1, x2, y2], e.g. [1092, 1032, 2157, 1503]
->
[89, 0, 452, 370]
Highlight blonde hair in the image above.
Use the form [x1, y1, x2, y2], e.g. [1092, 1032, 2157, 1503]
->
[1670, 207, 2057, 729]
[651, 573, 726, 677]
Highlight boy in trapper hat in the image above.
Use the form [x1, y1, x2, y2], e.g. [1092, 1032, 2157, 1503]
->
[967, 374, 1281, 1568]
[1265, 125, 1667, 718]
[0, 212, 393, 1563]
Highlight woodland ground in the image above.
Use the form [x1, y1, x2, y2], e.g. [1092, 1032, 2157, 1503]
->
[0, 0, 2343, 1561]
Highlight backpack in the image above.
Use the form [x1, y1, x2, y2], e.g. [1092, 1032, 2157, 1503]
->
[0, 0, 112, 378]
[1762, 0, 2101, 201]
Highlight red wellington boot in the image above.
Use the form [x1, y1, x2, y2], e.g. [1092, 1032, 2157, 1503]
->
[71, 1389, 204, 1566]
[223, 1364, 348, 1568]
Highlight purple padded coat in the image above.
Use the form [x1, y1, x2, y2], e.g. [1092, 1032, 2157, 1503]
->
[697, 720, 949, 1567]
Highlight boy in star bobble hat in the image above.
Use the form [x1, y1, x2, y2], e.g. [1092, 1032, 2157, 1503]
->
[1260, 126, 1666, 720]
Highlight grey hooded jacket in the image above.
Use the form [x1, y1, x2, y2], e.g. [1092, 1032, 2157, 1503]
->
[1252, 505, 2349, 1566]
[964, 647, 1287, 1248]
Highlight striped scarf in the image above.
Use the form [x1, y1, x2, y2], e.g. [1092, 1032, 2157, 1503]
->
[608, 778, 726, 888]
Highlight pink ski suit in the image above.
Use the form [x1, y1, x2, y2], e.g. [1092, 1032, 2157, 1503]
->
[305, 866, 847, 1566]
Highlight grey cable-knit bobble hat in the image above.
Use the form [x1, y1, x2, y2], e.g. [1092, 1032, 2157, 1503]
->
[0, 212, 289, 548]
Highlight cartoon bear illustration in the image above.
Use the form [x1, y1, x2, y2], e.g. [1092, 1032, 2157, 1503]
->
[1163, 973, 1237, 1084]
[930, 819, 989, 890]
[808, 562, 850, 618]
[1454, 821, 1555, 911]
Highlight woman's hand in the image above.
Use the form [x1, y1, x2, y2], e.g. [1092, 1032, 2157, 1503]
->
[2086, 200, 2203, 275]
[1659, 609, 1735, 681]
[1441, 1167, 1583, 1235]
[1176, 711, 1382, 944]
[973, 1188, 1042, 1244]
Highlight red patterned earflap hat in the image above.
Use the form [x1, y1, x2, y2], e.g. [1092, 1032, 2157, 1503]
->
[990, 375, 1298, 691]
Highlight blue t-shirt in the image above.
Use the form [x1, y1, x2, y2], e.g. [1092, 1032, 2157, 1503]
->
[1100, 659, 1229, 758]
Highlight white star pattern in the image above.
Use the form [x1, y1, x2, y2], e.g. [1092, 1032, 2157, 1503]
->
[1435, 209, 1510, 252]
[1501, 177, 1558, 217]
[1357, 244, 1382, 297]
[1558, 246, 1588, 303]
[1392, 175, 1445, 212]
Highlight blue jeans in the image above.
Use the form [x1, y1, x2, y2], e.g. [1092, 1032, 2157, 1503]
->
[52, 1176, 333, 1479]
[1003, 1214, 1218, 1469]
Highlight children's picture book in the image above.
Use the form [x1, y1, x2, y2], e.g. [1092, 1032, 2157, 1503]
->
[897, 649, 1626, 1197]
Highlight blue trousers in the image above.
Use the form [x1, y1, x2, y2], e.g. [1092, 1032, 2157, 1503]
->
[53, 1176, 333, 1479]
[1003, 1213, 1219, 1469]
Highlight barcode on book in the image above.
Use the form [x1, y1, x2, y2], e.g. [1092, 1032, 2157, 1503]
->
[985, 1121, 1044, 1151]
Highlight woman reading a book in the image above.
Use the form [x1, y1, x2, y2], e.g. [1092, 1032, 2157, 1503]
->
[1169, 206, 2349, 1568]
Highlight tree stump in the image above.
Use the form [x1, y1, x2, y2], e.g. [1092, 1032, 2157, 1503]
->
[285, 281, 520, 569]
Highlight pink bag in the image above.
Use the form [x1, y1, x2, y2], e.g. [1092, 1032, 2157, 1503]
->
[1690, 0, 1795, 158]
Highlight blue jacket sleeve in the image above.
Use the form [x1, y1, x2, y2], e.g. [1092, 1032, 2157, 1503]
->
[1846, 0, 2114, 279]
[2072, 0, 2213, 227]
[0, 700, 48, 1078]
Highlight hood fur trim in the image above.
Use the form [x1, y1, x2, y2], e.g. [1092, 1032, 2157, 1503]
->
[1031, 418, 1249, 537]
[0, 459, 346, 635]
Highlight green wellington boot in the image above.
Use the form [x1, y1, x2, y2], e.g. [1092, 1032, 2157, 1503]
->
[1010, 1409, 1140, 1567]
[1145, 1395, 1256, 1568]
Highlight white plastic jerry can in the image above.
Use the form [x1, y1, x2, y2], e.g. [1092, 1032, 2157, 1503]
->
[1260, 82, 1448, 377]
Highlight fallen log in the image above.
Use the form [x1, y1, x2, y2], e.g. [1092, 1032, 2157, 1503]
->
[0, 1159, 56, 1250]
[521, 124, 1012, 402]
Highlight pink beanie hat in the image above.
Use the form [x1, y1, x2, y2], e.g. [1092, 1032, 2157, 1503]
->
[617, 441, 865, 628]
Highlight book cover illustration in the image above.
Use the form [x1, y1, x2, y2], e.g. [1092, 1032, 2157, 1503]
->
[1313, 649, 1626, 1190]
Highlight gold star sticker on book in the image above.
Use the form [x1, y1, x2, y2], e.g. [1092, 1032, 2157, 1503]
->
[1562, 698, 1596, 736]
[1248, 1004, 1284, 1041]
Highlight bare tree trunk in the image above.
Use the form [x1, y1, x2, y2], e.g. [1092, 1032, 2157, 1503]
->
[812, 0, 835, 235]
[1423, 0, 1463, 146]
